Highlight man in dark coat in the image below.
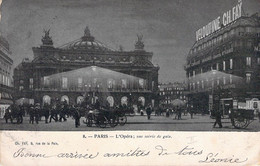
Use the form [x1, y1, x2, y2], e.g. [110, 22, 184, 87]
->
[146, 104, 152, 120]
[34, 104, 40, 124]
[43, 104, 50, 123]
[213, 109, 222, 128]
[29, 104, 34, 124]
[72, 105, 81, 128]
[49, 104, 58, 123]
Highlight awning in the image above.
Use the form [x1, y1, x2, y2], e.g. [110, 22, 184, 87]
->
[0, 99, 13, 105]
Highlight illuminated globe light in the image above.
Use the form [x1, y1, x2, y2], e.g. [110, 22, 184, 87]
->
[91, 66, 97, 71]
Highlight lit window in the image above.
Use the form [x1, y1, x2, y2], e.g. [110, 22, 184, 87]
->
[230, 59, 233, 69]
[19, 86, 24, 91]
[29, 78, 33, 89]
[122, 79, 127, 89]
[223, 61, 226, 71]
[62, 77, 68, 89]
[246, 57, 251, 66]
[78, 77, 83, 88]
[246, 73, 251, 83]
[107, 79, 113, 89]
[44, 77, 50, 86]
[139, 79, 144, 88]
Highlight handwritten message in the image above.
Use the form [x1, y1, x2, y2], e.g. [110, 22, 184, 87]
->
[0, 131, 258, 166]
[11, 133, 248, 164]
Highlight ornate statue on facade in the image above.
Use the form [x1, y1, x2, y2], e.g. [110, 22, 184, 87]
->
[82, 26, 94, 41]
[41, 29, 53, 46]
[84, 26, 91, 37]
[135, 34, 144, 50]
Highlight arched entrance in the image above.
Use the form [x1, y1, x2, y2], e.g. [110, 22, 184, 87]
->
[77, 96, 84, 104]
[107, 96, 114, 107]
[61, 95, 69, 104]
[138, 96, 145, 106]
[43, 95, 51, 105]
[121, 96, 128, 106]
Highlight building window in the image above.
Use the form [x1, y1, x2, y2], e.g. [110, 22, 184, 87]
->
[230, 59, 233, 69]
[78, 77, 83, 88]
[122, 79, 127, 89]
[19, 86, 24, 91]
[246, 57, 251, 66]
[211, 79, 214, 88]
[223, 61, 226, 71]
[107, 79, 114, 89]
[246, 73, 251, 83]
[62, 77, 68, 89]
[139, 79, 144, 89]
[257, 57, 260, 64]
[29, 78, 33, 89]
[43, 77, 50, 86]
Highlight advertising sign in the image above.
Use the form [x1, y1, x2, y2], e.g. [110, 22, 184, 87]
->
[196, 0, 242, 41]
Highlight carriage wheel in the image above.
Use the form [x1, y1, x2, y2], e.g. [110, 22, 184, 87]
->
[233, 117, 249, 129]
[118, 115, 127, 126]
[109, 116, 117, 128]
[127, 111, 135, 117]
[98, 116, 108, 128]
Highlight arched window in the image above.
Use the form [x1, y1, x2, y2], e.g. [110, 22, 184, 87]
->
[43, 95, 51, 105]
[107, 96, 114, 107]
[121, 96, 128, 106]
[61, 95, 69, 104]
[138, 96, 145, 106]
[77, 96, 84, 104]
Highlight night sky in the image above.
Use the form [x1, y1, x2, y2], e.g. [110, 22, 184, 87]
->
[0, 0, 259, 83]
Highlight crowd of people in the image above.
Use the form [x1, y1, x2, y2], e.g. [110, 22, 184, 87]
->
[3, 99, 136, 128]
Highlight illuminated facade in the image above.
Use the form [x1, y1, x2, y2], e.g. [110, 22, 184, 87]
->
[158, 82, 187, 108]
[0, 35, 13, 118]
[185, 13, 260, 113]
[13, 27, 159, 107]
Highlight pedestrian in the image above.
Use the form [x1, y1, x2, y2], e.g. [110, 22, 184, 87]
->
[49, 104, 58, 123]
[43, 104, 50, 123]
[4, 108, 12, 123]
[29, 104, 34, 124]
[190, 108, 194, 119]
[213, 109, 222, 128]
[176, 106, 182, 120]
[34, 104, 40, 124]
[257, 108, 260, 122]
[18, 105, 24, 124]
[146, 104, 152, 120]
[72, 106, 81, 128]
[166, 108, 170, 117]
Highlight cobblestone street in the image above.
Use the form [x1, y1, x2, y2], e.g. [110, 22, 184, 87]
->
[1, 114, 260, 131]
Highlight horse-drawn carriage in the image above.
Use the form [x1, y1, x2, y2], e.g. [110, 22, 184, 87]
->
[83, 107, 127, 128]
[229, 108, 255, 129]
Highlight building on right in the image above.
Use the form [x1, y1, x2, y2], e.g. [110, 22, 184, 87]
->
[185, 13, 260, 115]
